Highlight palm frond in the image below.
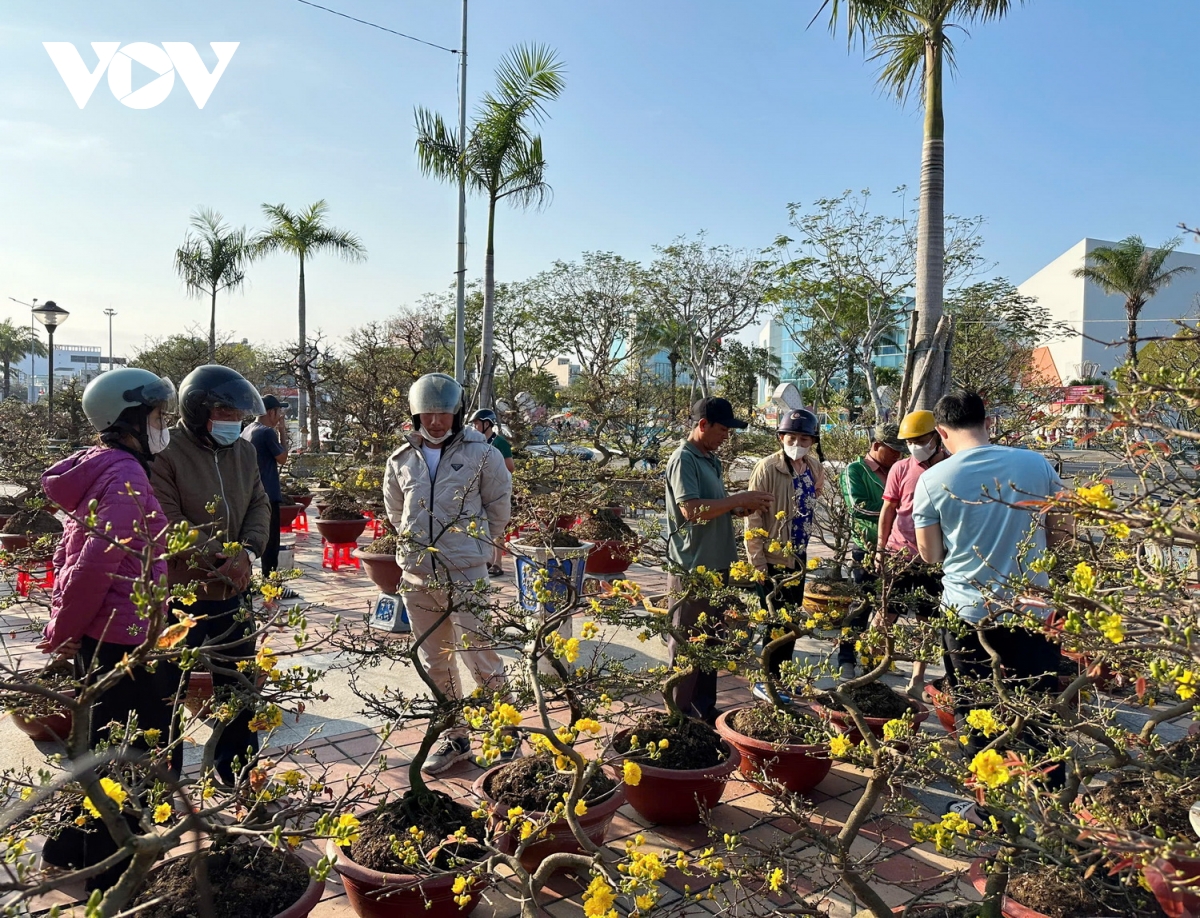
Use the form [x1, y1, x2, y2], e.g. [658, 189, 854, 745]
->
[491, 43, 566, 122]
[414, 106, 464, 183]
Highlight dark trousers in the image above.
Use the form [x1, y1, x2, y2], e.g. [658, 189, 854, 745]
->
[165, 593, 259, 782]
[77, 636, 178, 757]
[666, 570, 727, 719]
[264, 501, 281, 578]
[758, 562, 804, 679]
[943, 622, 1064, 788]
[839, 554, 946, 668]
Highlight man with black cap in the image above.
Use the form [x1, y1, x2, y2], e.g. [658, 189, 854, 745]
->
[242, 395, 291, 585]
[665, 397, 773, 723]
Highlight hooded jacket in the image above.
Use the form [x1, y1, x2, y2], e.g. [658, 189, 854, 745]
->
[149, 422, 271, 600]
[42, 446, 169, 647]
[383, 426, 511, 583]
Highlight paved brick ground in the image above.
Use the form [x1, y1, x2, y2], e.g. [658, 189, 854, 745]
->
[2, 514, 1183, 917]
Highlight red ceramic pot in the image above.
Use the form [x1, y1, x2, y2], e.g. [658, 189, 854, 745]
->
[925, 682, 957, 737]
[608, 728, 739, 825]
[714, 709, 832, 796]
[1144, 853, 1200, 918]
[473, 764, 625, 873]
[353, 551, 402, 593]
[968, 858, 1051, 918]
[278, 503, 301, 529]
[11, 704, 73, 743]
[288, 493, 314, 509]
[812, 697, 929, 746]
[585, 539, 637, 576]
[327, 838, 487, 918]
[0, 532, 30, 552]
[147, 852, 325, 918]
[314, 516, 369, 543]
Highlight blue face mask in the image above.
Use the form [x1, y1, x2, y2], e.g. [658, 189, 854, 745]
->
[210, 420, 242, 446]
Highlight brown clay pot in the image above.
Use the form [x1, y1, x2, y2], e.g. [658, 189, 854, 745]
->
[473, 763, 625, 873]
[801, 582, 858, 622]
[326, 839, 487, 918]
[11, 702, 73, 743]
[314, 516, 368, 543]
[811, 697, 929, 745]
[278, 503, 301, 529]
[925, 682, 958, 737]
[585, 539, 637, 576]
[287, 493, 314, 509]
[968, 859, 1051, 918]
[0, 532, 30, 552]
[353, 551, 402, 594]
[146, 852, 325, 918]
[608, 728, 740, 825]
[714, 709, 832, 796]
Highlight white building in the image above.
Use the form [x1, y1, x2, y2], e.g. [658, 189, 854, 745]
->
[23, 344, 122, 402]
[1020, 238, 1200, 384]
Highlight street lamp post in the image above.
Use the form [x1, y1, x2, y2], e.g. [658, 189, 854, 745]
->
[103, 308, 116, 371]
[32, 301, 69, 429]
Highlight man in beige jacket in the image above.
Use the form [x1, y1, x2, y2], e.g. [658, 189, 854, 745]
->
[383, 373, 513, 774]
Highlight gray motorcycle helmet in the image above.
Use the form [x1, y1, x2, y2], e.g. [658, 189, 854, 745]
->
[82, 369, 177, 432]
[408, 373, 463, 415]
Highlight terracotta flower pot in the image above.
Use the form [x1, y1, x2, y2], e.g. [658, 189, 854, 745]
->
[473, 763, 625, 873]
[287, 493, 314, 509]
[585, 539, 637, 576]
[0, 532, 30, 552]
[553, 514, 578, 531]
[714, 709, 832, 796]
[353, 551, 402, 594]
[314, 516, 368, 544]
[1144, 852, 1200, 918]
[146, 852, 325, 918]
[811, 697, 929, 746]
[278, 503, 301, 529]
[608, 728, 740, 825]
[925, 682, 958, 738]
[184, 671, 267, 717]
[968, 859, 1051, 918]
[327, 839, 487, 918]
[11, 703, 73, 743]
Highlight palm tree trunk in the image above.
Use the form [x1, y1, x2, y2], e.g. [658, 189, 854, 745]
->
[1127, 301, 1140, 370]
[668, 353, 678, 420]
[209, 288, 217, 364]
[2, 360, 9, 401]
[478, 197, 498, 410]
[910, 32, 946, 412]
[297, 254, 310, 448]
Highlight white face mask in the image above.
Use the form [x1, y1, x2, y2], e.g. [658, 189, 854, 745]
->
[909, 441, 937, 463]
[148, 425, 170, 454]
[783, 443, 809, 461]
[210, 420, 242, 446]
[421, 428, 452, 446]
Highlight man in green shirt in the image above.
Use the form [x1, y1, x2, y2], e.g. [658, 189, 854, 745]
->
[665, 397, 772, 722]
[836, 422, 904, 674]
[470, 409, 516, 575]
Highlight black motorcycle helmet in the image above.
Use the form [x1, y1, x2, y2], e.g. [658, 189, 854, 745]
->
[777, 409, 820, 438]
[178, 365, 265, 445]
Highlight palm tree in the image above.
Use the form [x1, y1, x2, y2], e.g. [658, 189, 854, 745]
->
[647, 316, 692, 421]
[819, 0, 1021, 410]
[0, 319, 46, 400]
[1073, 236, 1194, 371]
[173, 208, 252, 363]
[414, 43, 565, 411]
[253, 201, 366, 450]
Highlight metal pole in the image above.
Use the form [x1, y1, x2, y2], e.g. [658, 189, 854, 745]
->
[104, 308, 116, 370]
[46, 327, 55, 429]
[453, 0, 468, 383]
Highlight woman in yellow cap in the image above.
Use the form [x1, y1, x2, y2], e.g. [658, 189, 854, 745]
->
[875, 409, 948, 695]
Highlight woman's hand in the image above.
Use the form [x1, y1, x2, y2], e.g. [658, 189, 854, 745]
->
[36, 635, 80, 660]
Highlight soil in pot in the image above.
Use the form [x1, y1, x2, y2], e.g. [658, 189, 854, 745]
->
[515, 530, 583, 549]
[822, 682, 914, 719]
[611, 713, 725, 770]
[129, 844, 312, 918]
[1004, 863, 1166, 918]
[4, 661, 76, 739]
[574, 512, 635, 544]
[352, 792, 487, 873]
[728, 702, 824, 743]
[1087, 775, 1197, 839]
[892, 908, 977, 918]
[362, 534, 398, 555]
[1157, 733, 1200, 779]
[485, 754, 616, 811]
[2, 508, 61, 536]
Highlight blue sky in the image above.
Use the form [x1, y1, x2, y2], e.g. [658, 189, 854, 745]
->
[2, 0, 1198, 361]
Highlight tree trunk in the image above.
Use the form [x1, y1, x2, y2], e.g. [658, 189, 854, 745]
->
[668, 353, 678, 420]
[478, 197, 498, 410]
[1127, 300, 1140, 370]
[911, 33, 946, 411]
[2, 360, 9, 400]
[306, 375, 320, 452]
[860, 352, 885, 422]
[297, 254, 309, 447]
[208, 288, 217, 364]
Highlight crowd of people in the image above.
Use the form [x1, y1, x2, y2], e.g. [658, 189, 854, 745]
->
[30, 359, 1069, 881]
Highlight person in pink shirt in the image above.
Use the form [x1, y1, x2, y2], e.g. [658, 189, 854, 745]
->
[877, 409, 948, 696]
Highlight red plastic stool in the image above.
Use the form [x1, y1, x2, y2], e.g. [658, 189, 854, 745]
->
[17, 563, 54, 597]
[291, 507, 308, 533]
[322, 541, 360, 571]
[362, 510, 387, 539]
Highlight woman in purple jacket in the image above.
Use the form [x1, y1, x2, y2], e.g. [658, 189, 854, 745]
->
[39, 367, 177, 755]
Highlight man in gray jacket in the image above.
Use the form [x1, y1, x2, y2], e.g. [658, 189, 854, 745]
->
[383, 373, 513, 774]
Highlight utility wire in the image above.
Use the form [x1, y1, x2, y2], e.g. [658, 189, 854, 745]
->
[291, 0, 458, 54]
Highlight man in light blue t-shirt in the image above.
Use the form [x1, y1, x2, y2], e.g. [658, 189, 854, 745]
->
[912, 391, 1070, 778]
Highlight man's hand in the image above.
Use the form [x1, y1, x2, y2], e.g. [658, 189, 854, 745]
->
[36, 636, 80, 660]
[215, 550, 254, 593]
[731, 490, 773, 516]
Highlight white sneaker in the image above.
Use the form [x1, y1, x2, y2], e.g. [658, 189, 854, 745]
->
[421, 735, 471, 775]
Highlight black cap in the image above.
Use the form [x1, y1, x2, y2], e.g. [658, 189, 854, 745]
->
[691, 397, 749, 430]
[262, 395, 290, 411]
